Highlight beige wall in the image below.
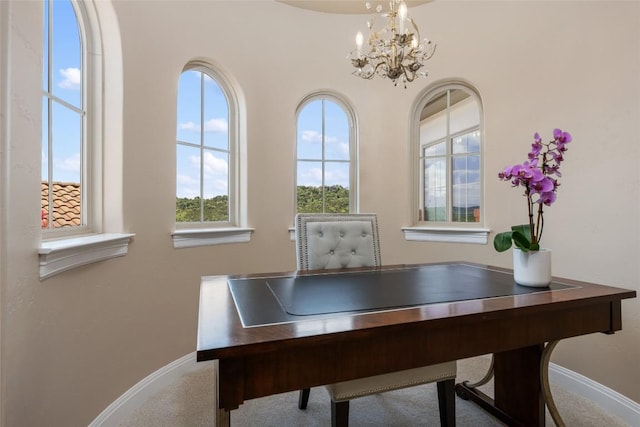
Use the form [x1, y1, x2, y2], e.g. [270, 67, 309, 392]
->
[0, 1, 638, 425]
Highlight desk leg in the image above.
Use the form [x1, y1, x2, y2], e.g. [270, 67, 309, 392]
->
[216, 408, 231, 427]
[494, 345, 545, 426]
[456, 345, 545, 427]
[215, 360, 232, 427]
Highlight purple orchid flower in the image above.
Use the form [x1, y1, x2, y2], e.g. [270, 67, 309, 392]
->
[537, 191, 557, 206]
[529, 132, 543, 159]
[495, 128, 573, 252]
[529, 176, 555, 194]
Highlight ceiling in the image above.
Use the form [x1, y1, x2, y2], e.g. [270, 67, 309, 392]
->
[277, 1, 431, 15]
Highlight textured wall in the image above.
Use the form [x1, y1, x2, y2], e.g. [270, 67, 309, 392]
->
[0, 1, 638, 425]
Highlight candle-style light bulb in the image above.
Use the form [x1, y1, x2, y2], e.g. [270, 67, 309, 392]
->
[356, 31, 364, 56]
[398, 2, 407, 34]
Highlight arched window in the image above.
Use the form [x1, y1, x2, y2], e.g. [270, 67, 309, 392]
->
[39, 0, 133, 279]
[295, 92, 358, 214]
[176, 62, 240, 227]
[405, 81, 488, 244]
[42, 0, 92, 233]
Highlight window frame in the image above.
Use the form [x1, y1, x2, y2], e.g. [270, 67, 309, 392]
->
[404, 80, 489, 244]
[41, 0, 97, 238]
[172, 60, 252, 248]
[38, 0, 134, 279]
[175, 64, 235, 227]
[294, 91, 359, 217]
[420, 124, 481, 223]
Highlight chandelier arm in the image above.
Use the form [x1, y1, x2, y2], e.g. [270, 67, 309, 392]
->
[353, 59, 387, 80]
[423, 43, 437, 61]
[371, 60, 389, 78]
[403, 66, 416, 83]
[407, 16, 420, 38]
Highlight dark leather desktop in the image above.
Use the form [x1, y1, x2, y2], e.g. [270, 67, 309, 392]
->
[229, 264, 573, 324]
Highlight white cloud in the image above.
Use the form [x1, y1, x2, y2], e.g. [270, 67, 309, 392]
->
[296, 166, 323, 186]
[178, 153, 228, 197]
[326, 168, 348, 182]
[301, 130, 338, 144]
[204, 118, 228, 133]
[188, 152, 227, 177]
[203, 151, 228, 176]
[54, 153, 80, 173]
[305, 167, 323, 183]
[177, 174, 228, 198]
[179, 121, 199, 131]
[176, 174, 199, 198]
[452, 181, 481, 206]
[58, 68, 80, 90]
[324, 141, 349, 159]
[298, 164, 350, 187]
[201, 178, 229, 198]
[302, 130, 322, 143]
[177, 118, 228, 133]
[188, 155, 199, 168]
[177, 174, 198, 186]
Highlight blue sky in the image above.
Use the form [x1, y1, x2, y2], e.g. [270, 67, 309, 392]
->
[45, 0, 351, 199]
[176, 71, 230, 199]
[42, 0, 82, 185]
[296, 99, 350, 190]
[176, 82, 352, 198]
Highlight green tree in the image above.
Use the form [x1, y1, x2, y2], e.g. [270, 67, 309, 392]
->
[176, 195, 229, 222]
[296, 185, 349, 213]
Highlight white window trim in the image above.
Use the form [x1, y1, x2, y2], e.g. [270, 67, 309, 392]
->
[38, 1, 131, 278]
[42, 0, 101, 239]
[401, 226, 489, 244]
[39, 233, 135, 280]
[294, 90, 359, 217]
[172, 228, 254, 249]
[408, 79, 485, 244]
[175, 59, 249, 246]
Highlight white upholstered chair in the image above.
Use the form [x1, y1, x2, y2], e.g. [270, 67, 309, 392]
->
[294, 213, 457, 427]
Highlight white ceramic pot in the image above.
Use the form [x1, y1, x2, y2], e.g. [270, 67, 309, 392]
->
[513, 248, 552, 287]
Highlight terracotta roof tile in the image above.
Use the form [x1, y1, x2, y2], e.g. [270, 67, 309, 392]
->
[41, 181, 82, 228]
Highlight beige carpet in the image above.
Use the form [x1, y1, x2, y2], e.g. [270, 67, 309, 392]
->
[119, 356, 629, 426]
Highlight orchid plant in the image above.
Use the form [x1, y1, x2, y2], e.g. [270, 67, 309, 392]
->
[494, 128, 573, 252]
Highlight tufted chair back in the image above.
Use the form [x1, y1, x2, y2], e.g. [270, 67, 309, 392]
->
[295, 213, 381, 270]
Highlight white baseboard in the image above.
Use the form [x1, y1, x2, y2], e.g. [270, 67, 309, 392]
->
[88, 353, 640, 427]
[88, 352, 204, 427]
[549, 362, 640, 426]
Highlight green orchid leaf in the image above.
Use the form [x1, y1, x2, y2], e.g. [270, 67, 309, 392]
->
[511, 230, 531, 251]
[493, 231, 514, 252]
[510, 224, 531, 242]
[494, 224, 537, 253]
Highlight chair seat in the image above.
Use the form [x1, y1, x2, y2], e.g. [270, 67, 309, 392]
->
[326, 361, 457, 402]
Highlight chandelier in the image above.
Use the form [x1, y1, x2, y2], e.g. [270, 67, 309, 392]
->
[347, 1, 436, 88]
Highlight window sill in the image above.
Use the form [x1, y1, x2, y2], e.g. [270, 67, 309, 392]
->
[39, 233, 135, 280]
[172, 227, 254, 249]
[401, 226, 490, 244]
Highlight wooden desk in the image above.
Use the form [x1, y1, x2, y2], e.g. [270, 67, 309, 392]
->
[196, 262, 636, 426]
